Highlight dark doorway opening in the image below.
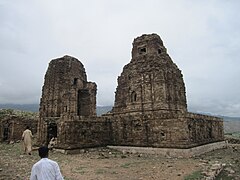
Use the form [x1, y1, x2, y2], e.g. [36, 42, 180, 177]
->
[3, 127, 9, 141]
[47, 123, 57, 143]
[77, 89, 91, 116]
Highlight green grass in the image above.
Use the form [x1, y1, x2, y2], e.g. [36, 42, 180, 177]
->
[64, 178, 75, 180]
[225, 131, 240, 138]
[120, 163, 131, 168]
[184, 170, 204, 180]
[71, 166, 87, 174]
[215, 170, 233, 180]
[232, 132, 240, 138]
[95, 169, 106, 174]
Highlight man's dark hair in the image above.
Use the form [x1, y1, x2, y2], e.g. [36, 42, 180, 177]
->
[26, 126, 30, 129]
[38, 146, 49, 158]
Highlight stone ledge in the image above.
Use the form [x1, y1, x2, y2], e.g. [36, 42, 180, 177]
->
[107, 141, 227, 158]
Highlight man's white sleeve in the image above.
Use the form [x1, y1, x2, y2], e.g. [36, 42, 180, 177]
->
[30, 166, 37, 180]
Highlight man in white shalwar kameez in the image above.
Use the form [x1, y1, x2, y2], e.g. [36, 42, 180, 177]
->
[22, 126, 33, 155]
[30, 146, 64, 180]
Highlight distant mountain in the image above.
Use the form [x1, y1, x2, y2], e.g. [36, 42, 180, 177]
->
[219, 116, 240, 122]
[96, 106, 112, 116]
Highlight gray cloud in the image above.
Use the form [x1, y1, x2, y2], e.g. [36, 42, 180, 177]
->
[0, 0, 240, 116]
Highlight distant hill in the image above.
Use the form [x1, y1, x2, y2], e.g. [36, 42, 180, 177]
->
[221, 116, 240, 133]
[0, 104, 112, 116]
[0, 104, 39, 112]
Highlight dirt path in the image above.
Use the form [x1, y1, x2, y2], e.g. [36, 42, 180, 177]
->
[0, 142, 239, 180]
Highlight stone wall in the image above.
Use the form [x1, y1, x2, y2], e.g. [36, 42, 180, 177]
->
[0, 116, 37, 142]
[109, 112, 223, 148]
[186, 113, 224, 146]
[56, 118, 111, 149]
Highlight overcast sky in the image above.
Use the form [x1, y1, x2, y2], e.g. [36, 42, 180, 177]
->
[0, 0, 239, 117]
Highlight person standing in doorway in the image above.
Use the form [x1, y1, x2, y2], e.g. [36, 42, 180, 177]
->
[30, 146, 64, 180]
[22, 126, 33, 155]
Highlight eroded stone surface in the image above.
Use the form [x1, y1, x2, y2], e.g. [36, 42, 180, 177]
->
[38, 55, 97, 146]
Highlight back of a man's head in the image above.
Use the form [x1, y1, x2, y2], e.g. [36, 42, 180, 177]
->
[38, 146, 49, 158]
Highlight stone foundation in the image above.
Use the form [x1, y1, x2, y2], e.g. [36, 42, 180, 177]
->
[108, 141, 227, 158]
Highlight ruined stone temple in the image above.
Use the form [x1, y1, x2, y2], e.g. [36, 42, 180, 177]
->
[37, 34, 224, 151]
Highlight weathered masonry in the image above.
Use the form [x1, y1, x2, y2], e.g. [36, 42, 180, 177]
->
[37, 56, 101, 148]
[0, 115, 37, 142]
[37, 34, 224, 151]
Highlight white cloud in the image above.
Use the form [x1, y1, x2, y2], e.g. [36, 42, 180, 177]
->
[0, 0, 240, 116]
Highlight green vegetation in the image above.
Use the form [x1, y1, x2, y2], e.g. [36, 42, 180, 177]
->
[95, 169, 106, 174]
[0, 108, 37, 119]
[231, 132, 240, 138]
[120, 163, 131, 168]
[184, 170, 204, 180]
[225, 132, 240, 139]
[72, 166, 87, 174]
[0, 109, 14, 118]
[216, 170, 233, 180]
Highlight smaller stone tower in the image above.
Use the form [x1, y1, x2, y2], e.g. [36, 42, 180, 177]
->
[38, 55, 97, 144]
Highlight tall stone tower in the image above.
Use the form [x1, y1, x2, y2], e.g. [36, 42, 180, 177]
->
[109, 34, 223, 148]
[38, 55, 97, 144]
[112, 34, 187, 114]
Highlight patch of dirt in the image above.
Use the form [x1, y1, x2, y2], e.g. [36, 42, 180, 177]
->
[0, 142, 239, 180]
